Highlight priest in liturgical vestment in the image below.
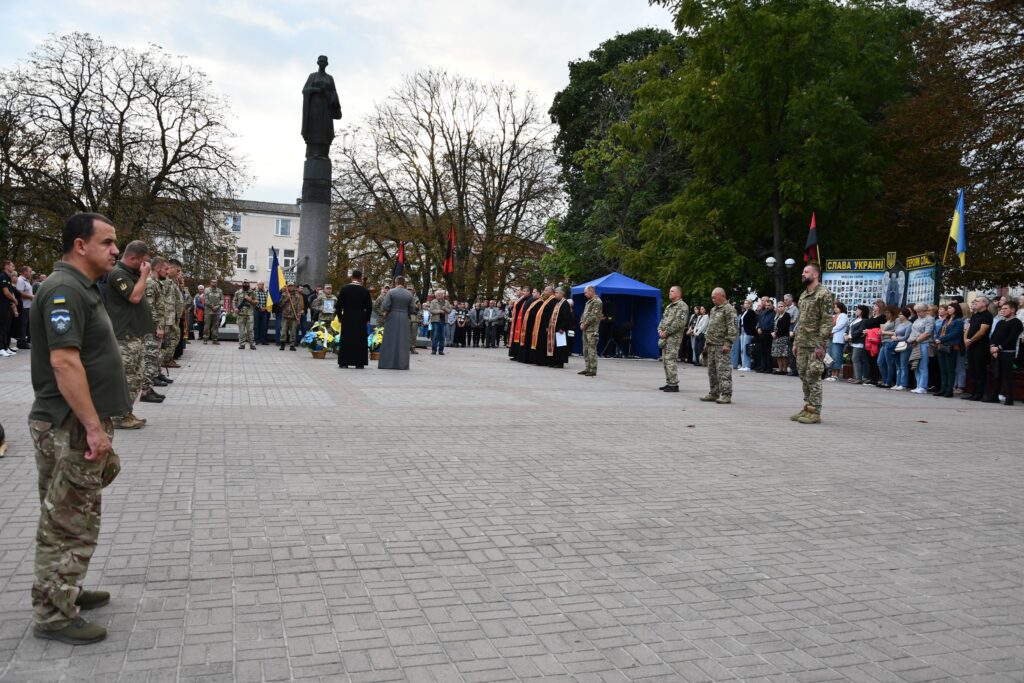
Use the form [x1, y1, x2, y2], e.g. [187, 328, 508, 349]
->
[507, 287, 533, 359]
[544, 288, 575, 368]
[516, 288, 548, 363]
[528, 288, 559, 365]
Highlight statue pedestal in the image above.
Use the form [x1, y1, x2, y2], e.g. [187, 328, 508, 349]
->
[297, 156, 332, 288]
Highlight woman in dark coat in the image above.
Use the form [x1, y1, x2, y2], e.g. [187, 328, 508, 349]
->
[378, 279, 414, 370]
[337, 271, 373, 368]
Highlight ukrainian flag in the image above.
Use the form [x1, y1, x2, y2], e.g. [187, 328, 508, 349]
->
[947, 189, 966, 267]
[267, 247, 286, 311]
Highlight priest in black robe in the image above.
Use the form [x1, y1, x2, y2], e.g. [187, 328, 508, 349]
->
[545, 288, 576, 368]
[515, 288, 545, 363]
[337, 269, 373, 368]
[507, 287, 531, 358]
[527, 287, 559, 365]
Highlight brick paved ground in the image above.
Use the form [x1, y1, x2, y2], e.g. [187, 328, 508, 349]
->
[0, 343, 1022, 682]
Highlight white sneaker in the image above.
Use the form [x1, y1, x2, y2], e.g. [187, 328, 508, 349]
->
[739, 367, 750, 372]
[0, 349, 10, 357]
[893, 385, 904, 391]
[912, 388, 927, 394]
[6, 347, 16, 354]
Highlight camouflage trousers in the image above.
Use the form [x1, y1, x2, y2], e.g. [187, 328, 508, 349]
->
[161, 324, 180, 365]
[117, 338, 145, 406]
[203, 310, 221, 341]
[583, 330, 599, 373]
[410, 318, 418, 351]
[663, 335, 682, 385]
[796, 346, 825, 409]
[143, 333, 161, 388]
[29, 415, 117, 629]
[706, 346, 733, 398]
[237, 314, 254, 346]
[280, 318, 300, 345]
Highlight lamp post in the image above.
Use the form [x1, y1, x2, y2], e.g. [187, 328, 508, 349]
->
[765, 257, 797, 299]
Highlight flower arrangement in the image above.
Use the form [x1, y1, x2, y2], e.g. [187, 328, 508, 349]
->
[368, 325, 383, 352]
[300, 321, 339, 354]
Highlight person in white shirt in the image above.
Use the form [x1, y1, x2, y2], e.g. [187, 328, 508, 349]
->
[15, 266, 34, 349]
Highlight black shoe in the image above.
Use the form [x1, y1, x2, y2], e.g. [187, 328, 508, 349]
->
[339, 364, 348, 368]
[159, 375, 173, 384]
[963, 395, 981, 401]
[356, 365, 364, 369]
[140, 391, 164, 403]
[279, 345, 285, 350]
[290, 346, 296, 351]
[662, 385, 679, 392]
[153, 377, 169, 387]
[439, 352, 445, 355]
[1005, 400, 1015, 406]
[981, 397, 1000, 404]
[658, 385, 671, 391]
[431, 351, 437, 355]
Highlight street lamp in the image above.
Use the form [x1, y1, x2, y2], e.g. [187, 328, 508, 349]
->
[765, 256, 797, 298]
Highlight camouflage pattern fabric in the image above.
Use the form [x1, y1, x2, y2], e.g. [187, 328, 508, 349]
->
[143, 333, 161, 388]
[29, 416, 116, 629]
[583, 330, 599, 373]
[796, 347, 825, 410]
[663, 335, 682, 385]
[706, 346, 733, 398]
[117, 338, 145, 400]
[161, 324, 179, 365]
[280, 318, 300, 345]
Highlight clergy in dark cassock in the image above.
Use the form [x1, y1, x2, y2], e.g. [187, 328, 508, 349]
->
[337, 269, 374, 368]
[527, 286, 559, 365]
[506, 287, 531, 358]
[516, 287, 548, 363]
[377, 276, 415, 370]
[544, 287, 575, 368]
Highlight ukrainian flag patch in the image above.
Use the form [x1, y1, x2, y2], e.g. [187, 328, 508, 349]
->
[52, 296, 66, 304]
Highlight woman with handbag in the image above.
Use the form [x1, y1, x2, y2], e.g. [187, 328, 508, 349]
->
[892, 307, 913, 390]
[876, 306, 898, 388]
[845, 305, 870, 383]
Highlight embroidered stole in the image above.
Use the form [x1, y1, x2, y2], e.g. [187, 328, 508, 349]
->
[518, 298, 543, 345]
[546, 300, 566, 356]
[530, 298, 556, 350]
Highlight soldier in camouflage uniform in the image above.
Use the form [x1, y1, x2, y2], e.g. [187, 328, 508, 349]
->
[658, 286, 690, 392]
[29, 213, 130, 645]
[203, 278, 224, 343]
[233, 281, 257, 350]
[793, 262, 834, 424]
[578, 286, 603, 376]
[373, 285, 390, 326]
[159, 260, 182, 368]
[700, 288, 739, 404]
[105, 241, 154, 428]
[141, 258, 166, 402]
[311, 284, 338, 323]
[277, 283, 305, 350]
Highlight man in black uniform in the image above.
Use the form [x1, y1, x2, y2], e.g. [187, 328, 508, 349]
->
[29, 213, 129, 645]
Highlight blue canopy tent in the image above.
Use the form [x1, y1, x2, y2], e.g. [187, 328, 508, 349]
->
[571, 273, 662, 359]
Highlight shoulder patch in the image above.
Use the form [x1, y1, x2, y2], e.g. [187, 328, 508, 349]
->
[52, 296, 66, 305]
[118, 281, 129, 292]
[50, 309, 72, 335]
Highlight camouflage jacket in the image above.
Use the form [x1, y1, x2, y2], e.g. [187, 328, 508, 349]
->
[658, 300, 689, 338]
[579, 297, 603, 331]
[233, 289, 256, 317]
[204, 287, 224, 312]
[795, 283, 834, 348]
[277, 290, 304, 320]
[705, 302, 739, 346]
[144, 274, 162, 330]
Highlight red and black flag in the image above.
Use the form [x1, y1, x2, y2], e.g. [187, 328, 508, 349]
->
[804, 213, 821, 264]
[443, 223, 455, 276]
[392, 241, 405, 278]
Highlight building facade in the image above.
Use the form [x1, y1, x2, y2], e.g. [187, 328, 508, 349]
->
[225, 200, 301, 284]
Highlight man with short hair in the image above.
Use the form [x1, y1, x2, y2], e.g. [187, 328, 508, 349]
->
[429, 290, 452, 355]
[0, 260, 18, 355]
[141, 258, 166, 399]
[784, 293, 799, 376]
[277, 282, 305, 350]
[203, 278, 224, 343]
[253, 281, 270, 345]
[700, 288, 738, 404]
[312, 283, 337, 323]
[578, 286, 603, 376]
[962, 296, 994, 401]
[159, 260, 183, 368]
[29, 213, 130, 645]
[657, 286, 689, 392]
[986, 299, 1022, 405]
[105, 241, 153, 429]
[233, 280, 257, 350]
[792, 263, 834, 424]
[483, 299, 503, 349]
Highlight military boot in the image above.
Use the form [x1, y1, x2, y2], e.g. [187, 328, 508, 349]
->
[699, 394, 718, 401]
[75, 589, 111, 610]
[113, 415, 144, 430]
[34, 617, 107, 645]
[790, 405, 811, 421]
[797, 406, 821, 424]
[578, 370, 589, 375]
[715, 396, 731, 405]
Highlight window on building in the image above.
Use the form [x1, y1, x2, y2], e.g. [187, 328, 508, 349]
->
[235, 247, 248, 270]
[275, 218, 291, 236]
[227, 215, 242, 232]
[283, 249, 296, 269]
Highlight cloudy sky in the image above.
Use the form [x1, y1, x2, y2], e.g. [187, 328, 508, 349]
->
[1, 0, 674, 203]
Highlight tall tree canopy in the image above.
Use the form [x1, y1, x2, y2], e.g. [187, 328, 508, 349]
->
[332, 69, 560, 300]
[0, 32, 247, 275]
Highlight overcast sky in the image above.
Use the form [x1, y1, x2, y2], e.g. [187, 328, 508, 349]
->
[1, 0, 674, 204]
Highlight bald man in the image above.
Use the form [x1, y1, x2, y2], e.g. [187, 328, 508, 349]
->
[700, 287, 738, 404]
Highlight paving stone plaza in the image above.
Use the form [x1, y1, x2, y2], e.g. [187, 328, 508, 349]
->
[0, 344, 1022, 682]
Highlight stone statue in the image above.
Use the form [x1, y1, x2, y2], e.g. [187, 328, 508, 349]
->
[301, 55, 342, 159]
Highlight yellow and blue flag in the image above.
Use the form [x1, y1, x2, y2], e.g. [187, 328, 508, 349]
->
[947, 189, 966, 267]
[267, 247, 286, 311]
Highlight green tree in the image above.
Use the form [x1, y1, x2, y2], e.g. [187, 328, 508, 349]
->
[545, 28, 680, 283]
[624, 0, 921, 298]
